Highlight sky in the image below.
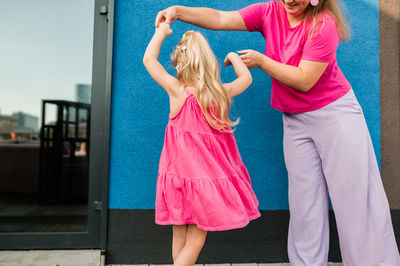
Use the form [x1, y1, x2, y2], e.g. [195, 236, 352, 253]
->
[0, 0, 94, 121]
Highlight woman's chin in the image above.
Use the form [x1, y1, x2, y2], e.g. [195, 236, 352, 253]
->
[284, 6, 296, 13]
[286, 8, 306, 19]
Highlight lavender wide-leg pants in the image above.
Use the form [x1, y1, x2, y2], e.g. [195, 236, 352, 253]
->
[283, 90, 400, 266]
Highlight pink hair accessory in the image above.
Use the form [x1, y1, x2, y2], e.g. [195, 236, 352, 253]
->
[310, 0, 319, 6]
[176, 44, 186, 51]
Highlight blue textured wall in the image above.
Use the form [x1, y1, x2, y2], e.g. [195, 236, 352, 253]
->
[109, 0, 380, 210]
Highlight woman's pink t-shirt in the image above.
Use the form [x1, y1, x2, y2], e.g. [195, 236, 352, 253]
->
[238, 1, 351, 113]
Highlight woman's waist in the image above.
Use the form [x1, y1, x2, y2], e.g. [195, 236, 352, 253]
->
[270, 62, 351, 110]
[270, 80, 352, 113]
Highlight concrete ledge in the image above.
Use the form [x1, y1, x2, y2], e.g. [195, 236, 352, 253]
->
[0, 250, 101, 266]
[108, 264, 343, 266]
[0, 250, 343, 266]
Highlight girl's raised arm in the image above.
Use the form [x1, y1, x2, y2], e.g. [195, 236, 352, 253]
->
[222, 52, 253, 97]
[143, 23, 181, 96]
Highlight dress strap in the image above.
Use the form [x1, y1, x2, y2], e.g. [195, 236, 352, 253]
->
[184, 86, 190, 96]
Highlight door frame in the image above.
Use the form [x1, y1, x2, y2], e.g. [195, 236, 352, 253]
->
[0, 0, 114, 250]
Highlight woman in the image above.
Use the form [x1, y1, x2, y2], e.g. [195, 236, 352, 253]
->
[154, 1, 400, 265]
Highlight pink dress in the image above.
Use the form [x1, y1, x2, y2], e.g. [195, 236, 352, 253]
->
[155, 87, 261, 231]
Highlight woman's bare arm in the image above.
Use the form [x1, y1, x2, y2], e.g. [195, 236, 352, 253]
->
[155, 6, 247, 31]
[238, 49, 328, 92]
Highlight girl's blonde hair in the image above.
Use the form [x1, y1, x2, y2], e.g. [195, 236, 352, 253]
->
[281, 0, 352, 41]
[171, 31, 238, 131]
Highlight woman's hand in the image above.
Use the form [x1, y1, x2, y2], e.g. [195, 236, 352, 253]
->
[224, 52, 239, 66]
[156, 22, 173, 37]
[155, 6, 178, 28]
[237, 49, 265, 69]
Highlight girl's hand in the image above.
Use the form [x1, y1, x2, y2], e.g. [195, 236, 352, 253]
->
[237, 49, 264, 69]
[156, 22, 173, 37]
[224, 52, 239, 66]
[155, 6, 178, 28]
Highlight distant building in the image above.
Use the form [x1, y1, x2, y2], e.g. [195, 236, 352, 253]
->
[11, 112, 39, 140]
[75, 84, 91, 139]
[75, 84, 91, 104]
[0, 115, 16, 140]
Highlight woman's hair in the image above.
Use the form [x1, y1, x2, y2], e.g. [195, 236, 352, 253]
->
[171, 31, 238, 131]
[281, 0, 352, 41]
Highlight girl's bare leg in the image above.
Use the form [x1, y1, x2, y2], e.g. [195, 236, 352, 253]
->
[173, 224, 207, 266]
[172, 225, 188, 261]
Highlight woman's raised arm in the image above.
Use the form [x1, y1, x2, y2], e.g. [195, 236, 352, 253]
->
[155, 6, 247, 31]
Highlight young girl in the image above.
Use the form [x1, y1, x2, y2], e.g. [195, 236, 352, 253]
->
[143, 23, 261, 265]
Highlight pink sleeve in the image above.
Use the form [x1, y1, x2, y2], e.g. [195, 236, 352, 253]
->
[238, 2, 271, 32]
[302, 17, 340, 62]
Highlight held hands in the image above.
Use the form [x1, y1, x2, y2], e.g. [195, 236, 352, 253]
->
[155, 6, 178, 28]
[237, 49, 264, 69]
[156, 22, 173, 37]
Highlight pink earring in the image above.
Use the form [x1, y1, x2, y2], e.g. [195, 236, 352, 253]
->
[310, 0, 319, 6]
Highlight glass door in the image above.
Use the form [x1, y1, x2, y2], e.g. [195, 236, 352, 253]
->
[0, 0, 113, 249]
